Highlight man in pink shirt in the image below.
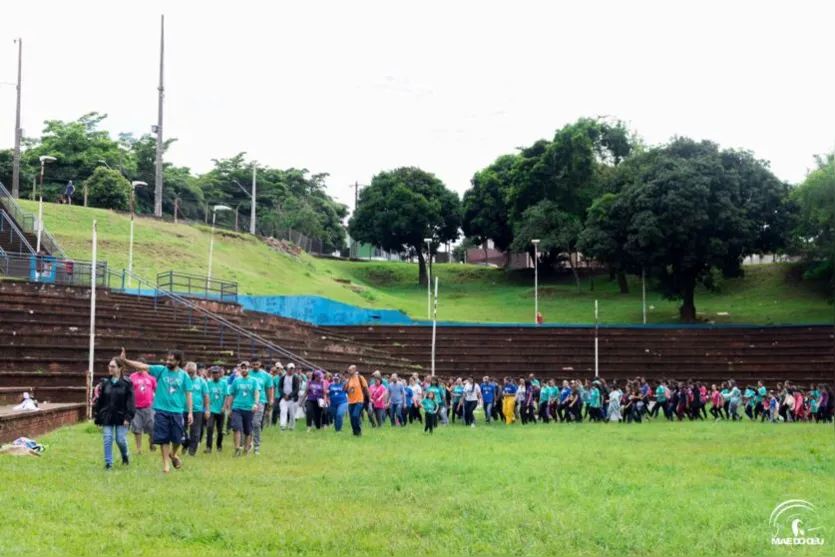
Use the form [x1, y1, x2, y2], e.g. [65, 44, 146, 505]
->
[130, 363, 158, 455]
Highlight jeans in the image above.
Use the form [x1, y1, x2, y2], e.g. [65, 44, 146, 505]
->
[464, 400, 477, 425]
[424, 412, 436, 433]
[374, 408, 387, 426]
[103, 425, 128, 467]
[330, 402, 348, 432]
[390, 402, 404, 426]
[482, 401, 493, 423]
[206, 412, 225, 449]
[187, 412, 205, 455]
[349, 402, 364, 435]
[252, 404, 265, 450]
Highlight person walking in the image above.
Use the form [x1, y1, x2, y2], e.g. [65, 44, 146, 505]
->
[408, 377, 423, 424]
[369, 373, 388, 427]
[345, 365, 369, 437]
[422, 390, 439, 434]
[462, 377, 481, 427]
[501, 377, 518, 424]
[185, 362, 209, 456]
[276, 364, 301, 431]
[388, 374, 407, 426]
[327, 373, 349, 432]
[305, 371, 326, 431]
[205, 366, 228, 453]
[94, 358, 136, 470]
[120, 348, 192, 474]
[480, 376, 496, 424]
[129, 360, 157, 456]
[249, 360, 274, 454]
[225, 362, 261, 457]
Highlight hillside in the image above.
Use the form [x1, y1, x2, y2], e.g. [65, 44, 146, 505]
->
[15, 200, 833, 325]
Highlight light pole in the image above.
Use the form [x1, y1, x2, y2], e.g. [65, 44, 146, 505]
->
[208, 205, 232, 281]
[232, 170, 257, 235]
[127, 181, 147, 286]
[532, 239, 540, 324]
[36, 155, 57, 255]
[424, 237, 433, 319]
[12, 38, 22, 199]
[93, 160, 113, 207]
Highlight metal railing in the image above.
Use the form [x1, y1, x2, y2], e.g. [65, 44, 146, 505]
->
[156, 271, 238, 303]
[104, 269, 322, 371]
[0, 181, 66, 258]
[0, 210, 35, 255]
[0, 252, 108, 286]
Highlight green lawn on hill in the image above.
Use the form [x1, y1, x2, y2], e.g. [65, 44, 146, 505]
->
[17, 200, 834, 325]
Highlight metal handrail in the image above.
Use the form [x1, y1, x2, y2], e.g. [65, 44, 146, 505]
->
[0, 210, 36, 254]
[109, 268, 323, 372]
[156, 270, 238, 303]
[0, 181, 66, 258]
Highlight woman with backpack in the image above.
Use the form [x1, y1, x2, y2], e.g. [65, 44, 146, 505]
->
[94, 357, 136, 470]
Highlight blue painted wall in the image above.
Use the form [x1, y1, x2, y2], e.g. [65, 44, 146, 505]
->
[238, 295, 416, 326]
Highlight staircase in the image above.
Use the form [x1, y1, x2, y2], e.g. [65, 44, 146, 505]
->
[0, 181, 65, 257]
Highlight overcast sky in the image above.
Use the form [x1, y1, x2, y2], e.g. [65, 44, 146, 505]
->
[2, 0, 834, 209]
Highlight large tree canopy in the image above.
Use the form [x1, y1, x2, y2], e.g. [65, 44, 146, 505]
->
[610, 138, 789, 321]
[349, 167, 461, 284]
[791, 153, 834, 282]
[462, 154, 516, 260]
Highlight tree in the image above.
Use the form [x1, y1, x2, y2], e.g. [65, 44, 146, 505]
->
[615, 138, 790, 322]
[348, 167, 461, 284]
[462, 154, 515, 265]
[511, 200, 583, 288]
[791, 152, 834, 282]
[84, 167, 130, 210]
[578, 193, 631, 293]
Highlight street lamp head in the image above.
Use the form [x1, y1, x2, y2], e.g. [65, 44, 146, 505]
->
[531, 239, 540, 245]
[39, 155, 57, 163]
[131, 181, 148, 188]
[423, 238, 433, 244]
[213, 204, 233, 212]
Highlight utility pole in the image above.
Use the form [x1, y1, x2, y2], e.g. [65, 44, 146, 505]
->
[350, 181, 360, 258]
[153, 15, 165, 217]
[11, 38, 22, 198]
[250, 166, 257, 235]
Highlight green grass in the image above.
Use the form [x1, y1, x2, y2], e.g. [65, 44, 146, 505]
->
[17, 200, 834, 324]
[0, 419, 832, 556]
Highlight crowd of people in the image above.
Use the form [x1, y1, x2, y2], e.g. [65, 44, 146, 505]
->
[90, 348, 835, 472]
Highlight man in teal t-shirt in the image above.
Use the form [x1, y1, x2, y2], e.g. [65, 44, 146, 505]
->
[588, 383, 602, 422]
[225, 363, 261, 457]
[205, 366, 228, 453]
[248, 360, 275, 455]
[185, 363, 209, 456]
[120, 348, 193, 474]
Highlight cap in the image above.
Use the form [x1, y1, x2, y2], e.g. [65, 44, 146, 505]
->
[287, 363, 295, 369]
[209, 365, 224, 374]
[238, 361, 250, 368]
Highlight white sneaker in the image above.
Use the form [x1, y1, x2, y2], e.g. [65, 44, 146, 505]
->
[470, 424, 475, 428]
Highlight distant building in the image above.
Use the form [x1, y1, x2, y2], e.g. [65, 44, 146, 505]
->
[465, 240, 531, 269]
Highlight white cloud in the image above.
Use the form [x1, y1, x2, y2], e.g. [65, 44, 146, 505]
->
[1, 0, 833, 210]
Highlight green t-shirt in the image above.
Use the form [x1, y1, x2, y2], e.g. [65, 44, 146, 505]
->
[228, 376, 260, 411]
[756, 386, 766, 404]
[422, 398, 438, 414]
[548, 387, 559, 401]
[426, 386, 445, 407]
[250, 369, 273, 405]
[190, 376, 209, 412]
[452, 385, 464, 402]
[655, 385, 666, 402]
[539, 387, 550, 402]
[149, 365, 193, 413]
[531, 379, 541, 388]
[588, 388, 601, 408]
[207, 378, 228, 414]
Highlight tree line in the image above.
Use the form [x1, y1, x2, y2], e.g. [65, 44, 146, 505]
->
[350, 117, 829, 322]
[0, 113, 348, 253]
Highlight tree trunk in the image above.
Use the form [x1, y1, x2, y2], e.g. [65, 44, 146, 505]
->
[679, 280, 697, 323]
[568, 252, 581, 291]
[617, 270, 629, 294]
[504, 250, 512, 269]
[417, 250, 427, 286]
[483, 243, 489, 266]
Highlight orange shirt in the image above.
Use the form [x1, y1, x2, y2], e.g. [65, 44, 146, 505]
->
[345, 374, 368, 405]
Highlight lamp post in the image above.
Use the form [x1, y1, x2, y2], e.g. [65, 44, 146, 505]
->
[232, 168, 257, 235]
[36, 155, 57, 255]
[424, 237, 433, 319]
[93, 160, 114, 207]
[208, 204, 232, 281]
[532, 239, 540, 324]
[127, 181, 148, 286]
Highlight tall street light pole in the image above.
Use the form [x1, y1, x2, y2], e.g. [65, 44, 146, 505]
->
[532, 239, 540, 325]
[128, 181, 148, 286]
[424, 237, 433, 320]
[36, 155, 57, 254]
[208, 205, 232, 281]
[12, 38, 22, 199]
[153, 14, 165, 218]
[232, 172, 257, 234]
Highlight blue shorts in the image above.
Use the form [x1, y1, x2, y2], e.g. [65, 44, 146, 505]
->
[230, 410, 254, 435]
[152, 410, 185, 445]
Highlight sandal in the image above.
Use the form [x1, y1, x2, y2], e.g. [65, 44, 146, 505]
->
[172, 455, 182, 470]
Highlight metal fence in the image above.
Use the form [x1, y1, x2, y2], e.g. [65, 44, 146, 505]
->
[0, 181, 66, 258]
[0, 210, 35, 255]
[0, 252, 108, 286]
[156, 271, 238, 303]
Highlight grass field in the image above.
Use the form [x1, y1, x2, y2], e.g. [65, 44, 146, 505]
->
[1, 419, 832, 556]
[18, 200, 834, 325]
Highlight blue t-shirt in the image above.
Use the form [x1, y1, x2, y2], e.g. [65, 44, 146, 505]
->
[328, 382, 347, 406]
[388, 382, 406, 405]
[560, 387, 571, 403]
[405, 386, 414, 406]
[480, 383, 496, 404]
[502, 384, 518, 396]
